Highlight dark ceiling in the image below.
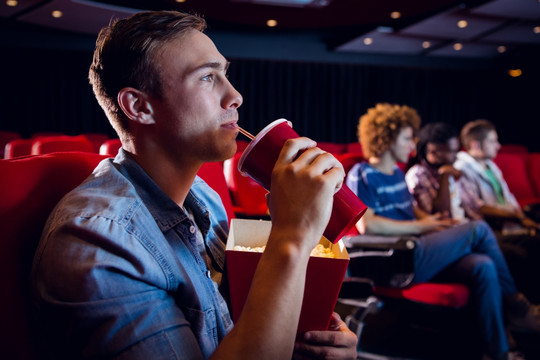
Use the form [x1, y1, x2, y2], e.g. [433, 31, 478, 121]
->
[1, 0, 539, 63]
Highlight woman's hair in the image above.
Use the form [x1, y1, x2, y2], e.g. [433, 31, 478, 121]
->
[460, 119, 495, 150]
[357, 103, 421, 158]
[88, 11, 206, 136]
[413, 122, 459, 164]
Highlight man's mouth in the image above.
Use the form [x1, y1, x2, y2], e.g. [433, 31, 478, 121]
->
[222, 120, 239, 129]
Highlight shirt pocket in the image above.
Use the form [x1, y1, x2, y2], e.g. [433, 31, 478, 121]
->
[182, 306, 218, 358]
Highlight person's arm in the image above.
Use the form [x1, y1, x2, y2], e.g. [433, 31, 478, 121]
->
[212, 137, 355, 360]
[479, 204, 540, 230]
[431, 165, 461, 216]
[356, 207, 456, 236]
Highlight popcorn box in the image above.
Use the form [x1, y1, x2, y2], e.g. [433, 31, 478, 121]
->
[225, 218, 349, 333]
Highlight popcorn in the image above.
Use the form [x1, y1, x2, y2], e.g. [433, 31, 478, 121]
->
[233, 245, 265, 253]
[310, 244, 336, 258]
[233, 243, 335, 258]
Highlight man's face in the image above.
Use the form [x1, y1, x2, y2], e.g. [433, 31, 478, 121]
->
[425, 137, 460, 167]
[148, 30, 243, 164]
[390, 126, 416, 164]
[479, 130, 500, 160]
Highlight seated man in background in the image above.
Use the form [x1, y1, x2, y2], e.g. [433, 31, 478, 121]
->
[345, 103, 540, 360]
[31, 10, 357, 360]
[405, 122, 472, 223]
[406, 121, 540, 305]
[454, 119, 540, 236]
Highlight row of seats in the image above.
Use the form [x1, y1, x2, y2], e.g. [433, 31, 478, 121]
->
[1, 131, 122, 159]
[3, 131, 537, 219]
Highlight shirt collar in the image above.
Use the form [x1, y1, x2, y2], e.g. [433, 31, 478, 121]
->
[112, 149, 209, 234]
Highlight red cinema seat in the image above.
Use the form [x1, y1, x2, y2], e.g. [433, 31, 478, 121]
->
[528, 153, 540, 198]
[499, 144, 528, 155]
[494, 152, 540, 207]
[316, 141, 347, 156]
[345, 142, 364, 156]
[197, 161, 236, 223]
[99, 138, 122, 156]
[223, 152, 269, 218]
[0, 131, 21, 158]
[4, 138, 33, 159]
[31, 135, 94, 155]
[83, 133, 110, 153]
[336, 153, 366, 174]
[0, 152, 108, 360]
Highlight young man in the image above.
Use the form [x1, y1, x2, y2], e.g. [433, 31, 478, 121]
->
[405, 122, 472, 222]
[345, 103, 540, 360]
[31, 11, 357, 359]
[455, 119, 540, 236]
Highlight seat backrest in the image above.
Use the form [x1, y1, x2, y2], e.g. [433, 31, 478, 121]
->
[223, 152, 269, 217]
[99, 138, 122, 156]
[197, 161, 236, 223]
[4, 138, 33, 159]
[0, 152, 108, 360]
[336, 152, 366, 175]
[31, 135, 94, 155]
[493, 152, 539, 207]
[498, 143, 528, 155]
[82, 133, 110, 153]
[527, 153, 540, 198]
[345, 142, 364, 156]
[0, 131, 21, 158]
[317, 141, 347, 156]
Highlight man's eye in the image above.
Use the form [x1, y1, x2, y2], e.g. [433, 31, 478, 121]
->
[202, 74, 214, 81]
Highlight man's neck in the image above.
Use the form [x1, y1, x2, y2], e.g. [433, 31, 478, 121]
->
[468, 151, 488, 168]
[129, 150, 200, 208]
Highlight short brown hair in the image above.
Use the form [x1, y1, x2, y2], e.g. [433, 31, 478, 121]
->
[460, 119, 495, 151]
[358, 103, 421, 158]
[89, 10, 206, 137]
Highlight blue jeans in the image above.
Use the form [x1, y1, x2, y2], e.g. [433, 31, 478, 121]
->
[413, 220, 518, 358]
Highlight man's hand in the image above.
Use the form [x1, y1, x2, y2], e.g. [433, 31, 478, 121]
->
[417, 213, 459, 234]
[293, 313, 358, 360]
[267, 137, 345, 251]
[438, 165, 462, 180]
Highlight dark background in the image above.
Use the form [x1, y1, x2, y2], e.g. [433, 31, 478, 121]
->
[1, 19, 539, 151]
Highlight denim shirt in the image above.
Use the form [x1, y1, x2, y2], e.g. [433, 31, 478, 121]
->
[31, 149, 233, 359]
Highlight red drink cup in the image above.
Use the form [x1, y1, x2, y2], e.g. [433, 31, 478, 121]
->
[238, 119, 367, 243]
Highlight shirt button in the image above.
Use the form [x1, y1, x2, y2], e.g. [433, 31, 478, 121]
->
[189, 225, 196, 234]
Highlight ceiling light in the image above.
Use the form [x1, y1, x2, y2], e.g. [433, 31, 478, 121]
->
[453, 43, 463, 51]
[266, 19, 277, 27]
[422, 41, 431, 49]
[175, 0, 186, 2]
[6, 0, 18, 6]
[390, 11, 401, 19]
[497, 46, 506, 53]
[51, 10, 63, 18]
[534, 26, 540, 34]
[508, 69, 522, 77]
[363, 38, 373, 45]
[457, 20, 468, 28]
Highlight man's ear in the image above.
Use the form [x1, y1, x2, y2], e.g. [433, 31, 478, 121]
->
[470, 139, 481, 151]
[117, 87, 155, 125]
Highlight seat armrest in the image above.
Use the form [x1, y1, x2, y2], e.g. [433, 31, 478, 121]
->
[345, 236, 417, 288]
